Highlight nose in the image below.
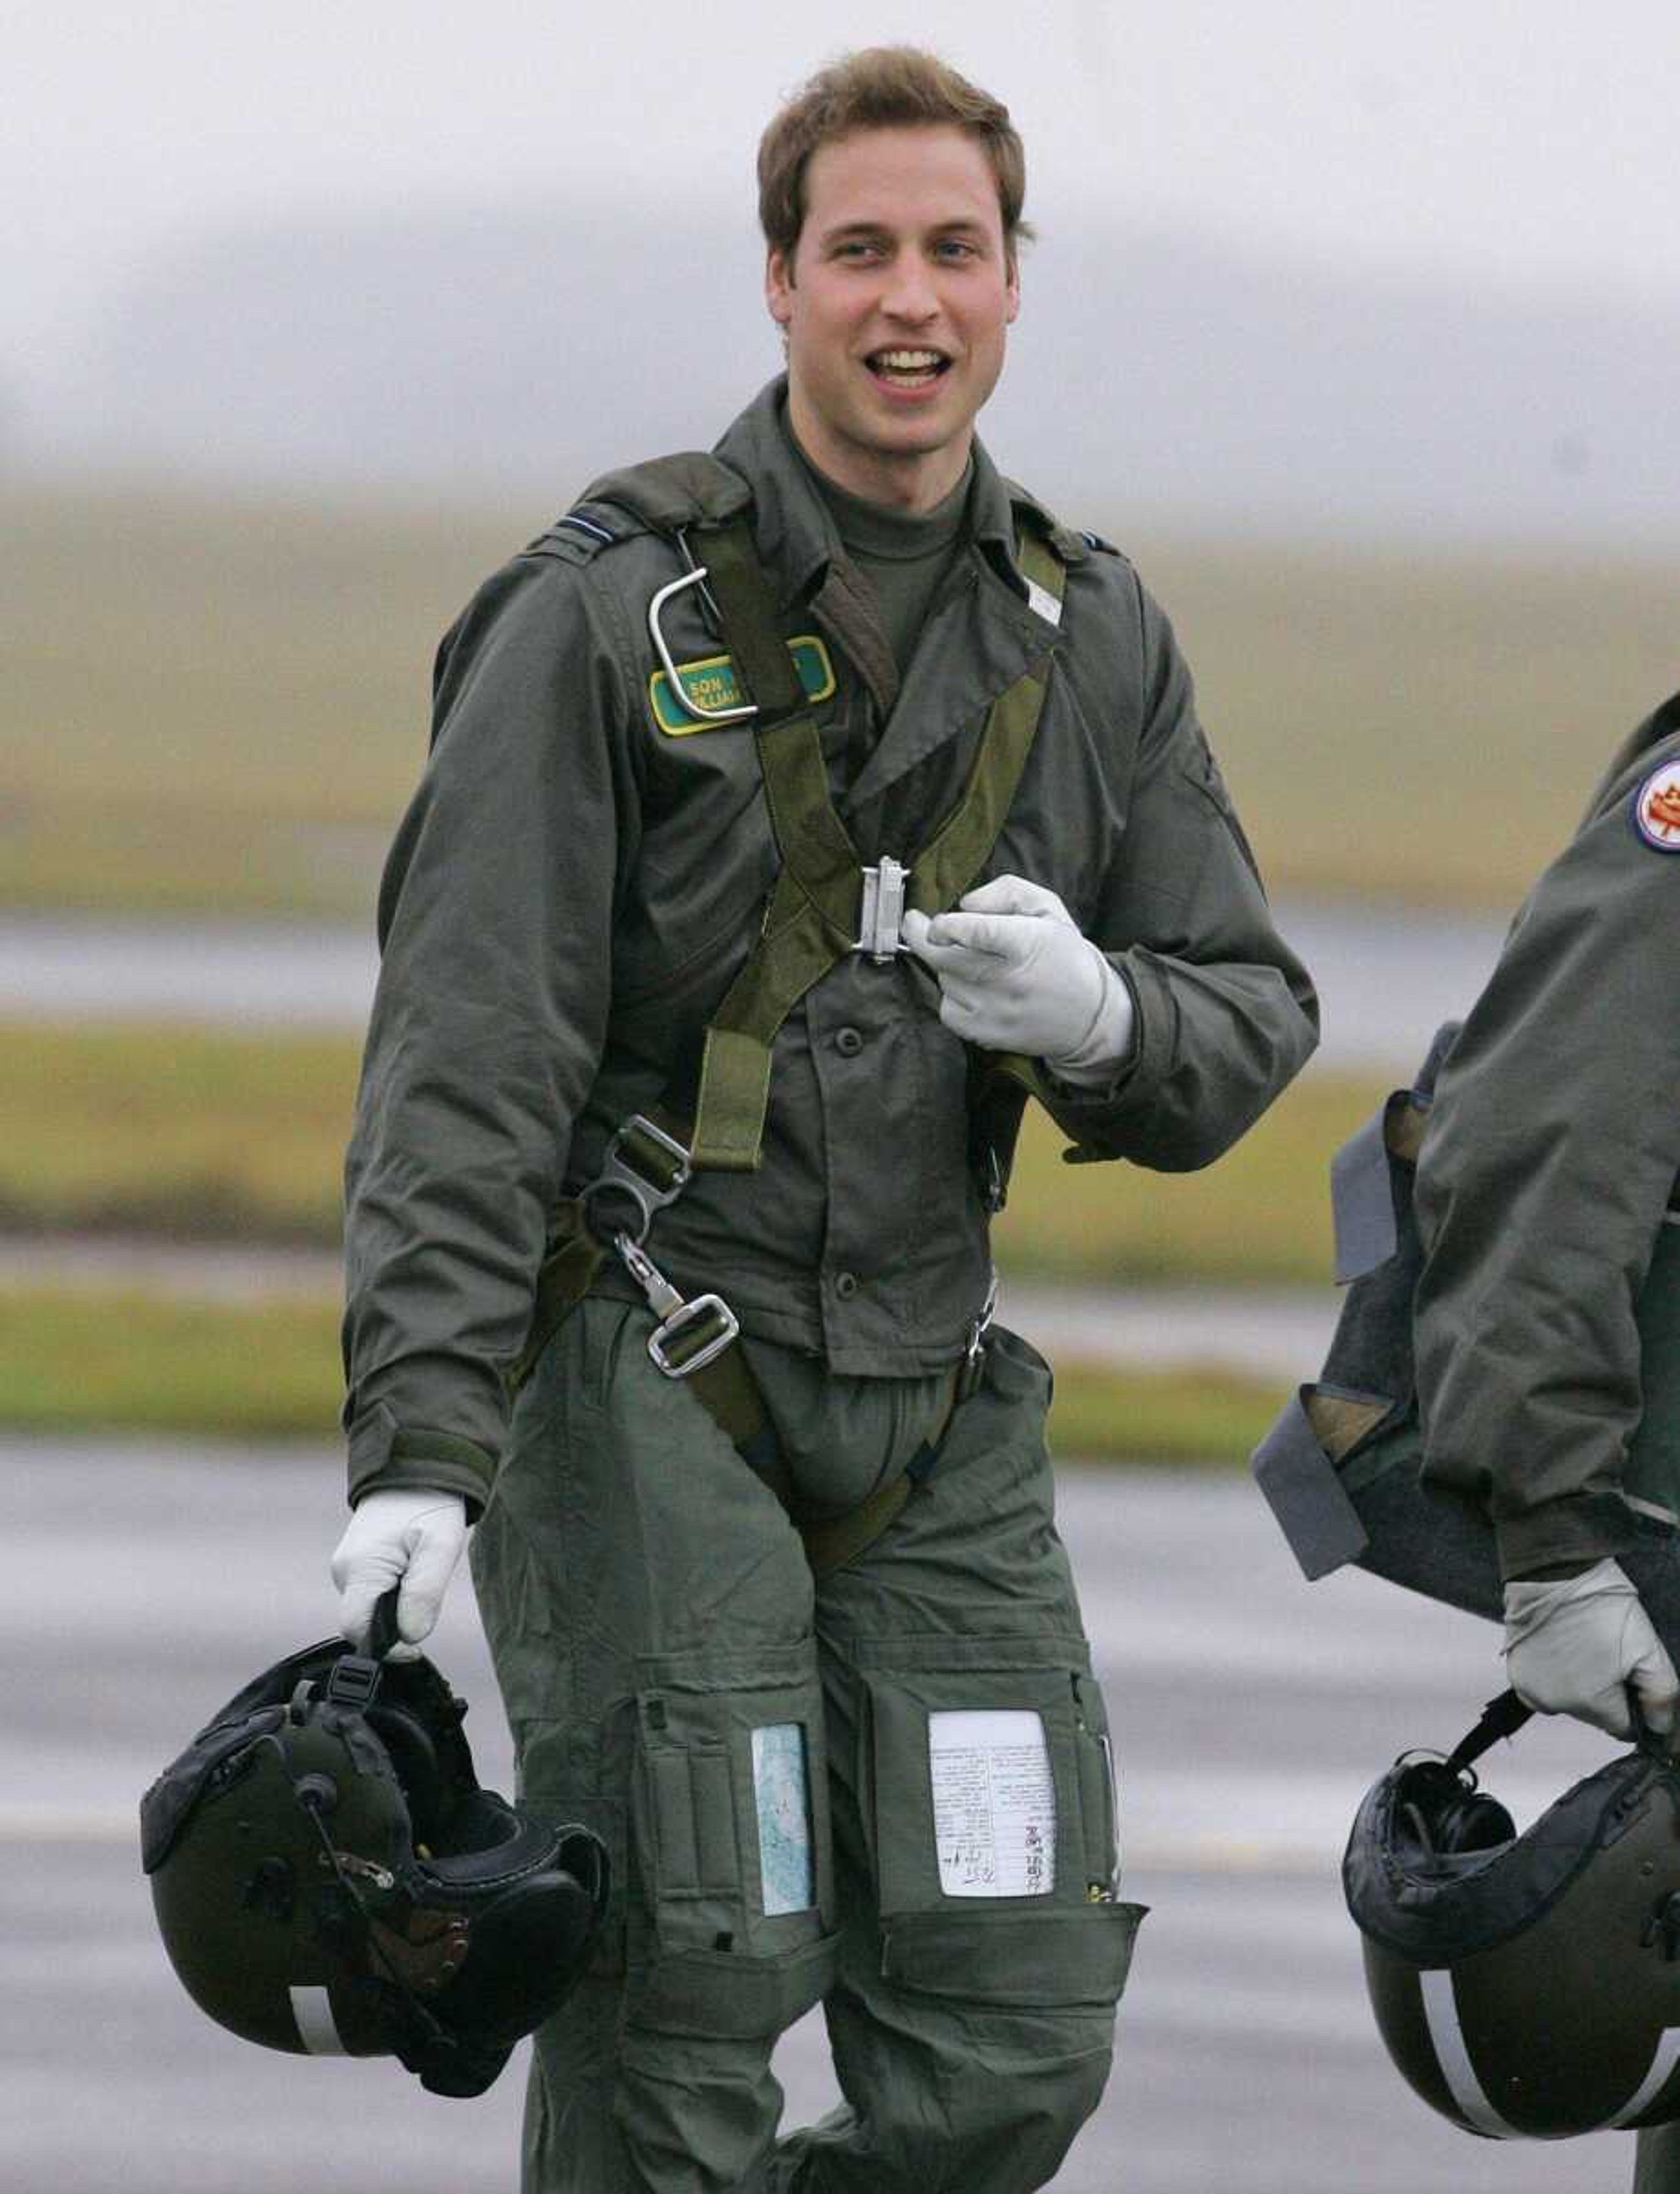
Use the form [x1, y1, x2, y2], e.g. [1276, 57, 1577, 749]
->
[881, 252, 940, 325]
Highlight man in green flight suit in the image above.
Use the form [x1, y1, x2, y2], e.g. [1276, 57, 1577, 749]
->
[329, 46, 1318, 2194]
[1410, 693, 1680, 2181]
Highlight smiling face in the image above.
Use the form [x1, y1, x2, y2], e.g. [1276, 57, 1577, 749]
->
[765, 124, 1020, 512]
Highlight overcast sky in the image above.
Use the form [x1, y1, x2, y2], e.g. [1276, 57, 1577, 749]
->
[11, 0, 1679, 368]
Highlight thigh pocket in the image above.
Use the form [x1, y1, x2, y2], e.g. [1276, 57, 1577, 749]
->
[630, 1931, 839, 2040]
[882, 1901, 1145, 2010]
[625, 1646, 839, 2037]
[859, 1639, 1139, 2006]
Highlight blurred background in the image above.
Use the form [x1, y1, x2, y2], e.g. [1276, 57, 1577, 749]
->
[3, 4, 1676, 2187]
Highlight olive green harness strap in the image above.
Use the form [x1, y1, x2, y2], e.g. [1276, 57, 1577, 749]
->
[686, 515, 1066, 1171]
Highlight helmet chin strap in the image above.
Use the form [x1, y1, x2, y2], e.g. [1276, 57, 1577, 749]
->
[1443, 1683, 1679, 1777]
[1442, 1689, 1535, 1779]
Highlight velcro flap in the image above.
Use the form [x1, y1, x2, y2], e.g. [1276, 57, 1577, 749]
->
[1250, 1389, 1370, 1579]
[346, 1400, 399, 1482]
[1330, 1102, 1402, 1282]
[880, 1901, 1144, 2010]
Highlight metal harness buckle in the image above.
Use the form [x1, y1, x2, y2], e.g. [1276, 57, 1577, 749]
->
[614, 1234, 741, 1380]
[958, 1272, 999, 1401]
[857, 855, 911, 961]
[578, 1115, 693, 1247]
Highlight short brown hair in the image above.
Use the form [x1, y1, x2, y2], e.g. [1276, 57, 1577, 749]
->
[758, 47, 1031, 269]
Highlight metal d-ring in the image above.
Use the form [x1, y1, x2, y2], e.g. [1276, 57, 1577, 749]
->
[647, 543, 758, 725]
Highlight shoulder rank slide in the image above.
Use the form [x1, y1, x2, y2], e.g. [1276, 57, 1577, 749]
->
[526, 504, 624, 568]
[556, 510, 616, 547]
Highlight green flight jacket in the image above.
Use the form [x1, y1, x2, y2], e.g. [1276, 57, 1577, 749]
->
[1414, 694, 1680, 1578]
[341, 380, 1319, 1514]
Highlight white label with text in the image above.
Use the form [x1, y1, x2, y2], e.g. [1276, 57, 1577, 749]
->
[928, 1708, 1055, 1897]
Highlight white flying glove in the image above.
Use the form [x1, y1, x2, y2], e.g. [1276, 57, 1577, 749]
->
[901, 875, 1134, 1076]
[1503, 1557, 1678, 1741]
[330, 1488, 467, 1661]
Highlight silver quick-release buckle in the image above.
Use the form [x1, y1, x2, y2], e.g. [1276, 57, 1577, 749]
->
[958, 1271, 999, 1401]
[578, 1114, 693, 1247]
[614, 1234, 741, 1380]
[856, 855, 911, 961]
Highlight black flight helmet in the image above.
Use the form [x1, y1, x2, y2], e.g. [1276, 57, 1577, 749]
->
[141, 1593, 608, 2097]
[1345, 1689, 1680, 2140]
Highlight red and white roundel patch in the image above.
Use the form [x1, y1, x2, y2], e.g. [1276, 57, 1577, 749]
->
[1634, 761, 1680, 851]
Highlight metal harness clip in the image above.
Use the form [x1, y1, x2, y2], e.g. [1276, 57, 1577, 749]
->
[646, 533, 756, 726]
[578, 1115, 693, 1247]
[857, 855, 911, 961]
[614, 1234, 741, 1381]
[958, 1271, 1000, 1401]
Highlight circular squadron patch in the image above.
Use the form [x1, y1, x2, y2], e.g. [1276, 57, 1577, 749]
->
[1634, 761, 1680, 851]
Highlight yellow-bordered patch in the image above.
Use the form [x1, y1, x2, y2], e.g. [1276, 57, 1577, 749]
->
[648, 635, 835, 736]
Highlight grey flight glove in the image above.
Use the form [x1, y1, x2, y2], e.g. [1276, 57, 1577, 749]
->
[901, 874, 1134, 1082]
[1502, 1557, 1679, 1742]
[330, 1487, 468, 1661]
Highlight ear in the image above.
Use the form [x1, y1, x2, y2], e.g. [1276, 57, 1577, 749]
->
[765, 248, 795, 329]
[1004, 257, 1021, 327]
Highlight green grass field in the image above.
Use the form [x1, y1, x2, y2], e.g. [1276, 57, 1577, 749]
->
[0, 1024, 359, 1241]
[1, 1021, 1373, 1286]
[6, 480, 1677, 916]
[0, 1285, 1282, 1463]
[0, 1288, 348, 1440]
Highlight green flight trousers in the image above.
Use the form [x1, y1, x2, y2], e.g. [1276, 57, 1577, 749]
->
[469, 1297, 1144, 2194]
[1636, 2123, 1680, 2187]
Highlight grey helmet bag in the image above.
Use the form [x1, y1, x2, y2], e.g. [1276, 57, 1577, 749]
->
[1250, 1019, 1680, 1654]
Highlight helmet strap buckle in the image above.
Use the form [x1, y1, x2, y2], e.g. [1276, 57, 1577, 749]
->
[322, 1652, 385, 1712]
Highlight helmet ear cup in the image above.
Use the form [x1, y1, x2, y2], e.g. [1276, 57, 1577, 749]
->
[1430, 1785, 1515, 1858]
[1390, 1759, 1515, 1866]
[431, 1844, 610, 2046]
[364, 1704, 445, 1845]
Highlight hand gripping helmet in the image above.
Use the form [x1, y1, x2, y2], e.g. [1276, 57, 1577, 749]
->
[140, 1599, 609, 2098]
[1345, 1689, 1680, 2140]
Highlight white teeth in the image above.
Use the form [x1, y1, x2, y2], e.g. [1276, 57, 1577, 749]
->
[875, 350, 943, 370]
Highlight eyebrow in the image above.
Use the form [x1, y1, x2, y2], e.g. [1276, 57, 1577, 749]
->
[818, 217, 994, 248]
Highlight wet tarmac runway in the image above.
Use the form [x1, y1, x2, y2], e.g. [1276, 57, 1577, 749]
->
[1, 1435, 1642, 2193]
[0, 897, 1510, 1073]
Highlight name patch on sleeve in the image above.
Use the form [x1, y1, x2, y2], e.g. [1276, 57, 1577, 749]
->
[648, 635, 835, 735]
